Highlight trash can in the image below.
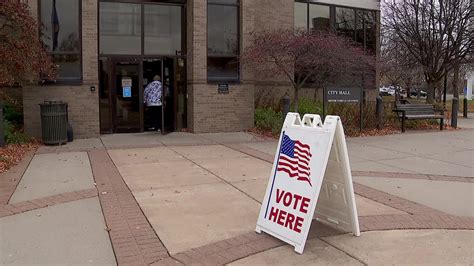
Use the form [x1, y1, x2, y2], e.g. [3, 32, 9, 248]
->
[39, 101, 68, 145]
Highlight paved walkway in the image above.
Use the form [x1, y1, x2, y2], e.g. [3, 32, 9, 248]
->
[1, 124, 473, 265]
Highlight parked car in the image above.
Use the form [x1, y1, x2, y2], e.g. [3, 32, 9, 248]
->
[410, 89, 427, 97]
[379, 86, 405, 96]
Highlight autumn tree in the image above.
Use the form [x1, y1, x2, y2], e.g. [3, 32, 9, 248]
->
[242, 29, 375, 111]
[384, 0, 473, 103]
[0, 0, 56, 87]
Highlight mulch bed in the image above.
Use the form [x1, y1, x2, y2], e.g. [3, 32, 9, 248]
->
[0, 141, 39, 173]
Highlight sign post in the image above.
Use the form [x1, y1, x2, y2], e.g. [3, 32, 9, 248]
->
[256, 113, 359, 254]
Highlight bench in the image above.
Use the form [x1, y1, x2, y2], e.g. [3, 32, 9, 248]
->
[392, 104, 444, 132]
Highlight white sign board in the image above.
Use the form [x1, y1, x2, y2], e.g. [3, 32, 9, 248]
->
[121, 77, 132, 87]
[256, 113, 359, 254]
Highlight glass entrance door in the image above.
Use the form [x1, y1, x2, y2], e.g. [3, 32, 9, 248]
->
[112, 58, 141, 132]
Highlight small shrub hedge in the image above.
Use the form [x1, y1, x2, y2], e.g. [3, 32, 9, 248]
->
[254, 97, 442, 137]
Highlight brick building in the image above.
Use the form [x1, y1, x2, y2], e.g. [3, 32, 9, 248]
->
[24, 0, 380, 138]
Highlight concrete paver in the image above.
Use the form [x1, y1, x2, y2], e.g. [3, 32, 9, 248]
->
[354, 176, 474, 217]
[37, 138, 104, 153]
[9, 152, 94, 203]
[377, 156, 474, 177]
[133, 182, 261, 255]
[424, 149, 474, 168]
[346, 142, 410, 161]
[350, 160, 418, 173]
[0, 198, 115, 265]
[117, 160, 220, 191]
[101, 132, 163, 148]
[349, 131, 473, 155]
[323, 230, 474, 265]
[230, 238, 363, 266]
[197, 132, 267, 143]
[170, 144, 249, 160]
[193, 156, 272, 183]
[158, 132, 214, 146]
[231, 178, 268, 202]
[240, 141, 277, 156]
[355, 195, 406, 216]
[108, 147, 184, 165]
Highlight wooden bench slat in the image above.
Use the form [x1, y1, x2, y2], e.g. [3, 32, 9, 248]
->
[392, 103, 444, 132]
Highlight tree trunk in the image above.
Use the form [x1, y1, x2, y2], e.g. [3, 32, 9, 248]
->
[452, 63, 459, 99]
[293, 86, 299, 112]
[426, 81, 436, 103]
[313, 87, 318, 101]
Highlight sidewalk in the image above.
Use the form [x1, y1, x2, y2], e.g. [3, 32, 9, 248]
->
[1, 127, 473, 265]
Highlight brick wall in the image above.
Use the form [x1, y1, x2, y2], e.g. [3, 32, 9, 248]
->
[23, 86, 99, 139]
[186, 0, 255, 133]
[23, 0, 100, 139]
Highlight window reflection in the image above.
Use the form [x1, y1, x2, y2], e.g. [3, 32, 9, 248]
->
[40, 0, 81, 80]
[144, 5, 182, 55]
[40, 0, 80, 52]
[336, 7, 355, 40]
[99, 2, 141, 55]
[294, 2, 308, 29]
[309, 4, 330, 31]
[364, 11, 377, 53]
[207, 5, 238, 56]
[207, 1, 240, 81]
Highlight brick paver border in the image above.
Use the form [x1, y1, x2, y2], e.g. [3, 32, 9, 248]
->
[0, 188, 97, 218]
[89, 149, 174, 266]
[2, 140, 472, 266]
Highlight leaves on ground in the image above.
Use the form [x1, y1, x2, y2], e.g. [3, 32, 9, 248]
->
[0, 141, 39, 173]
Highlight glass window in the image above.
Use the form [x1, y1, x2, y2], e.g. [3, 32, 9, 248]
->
[207, 4, 238, 56]
[207, 57, 239, 81]
[144, 5, 182, 55]
[356, 10, 364, 46]
[309, 4, 330, 31]
[335, 7, 355, 40]
[207, 1, 240, 81]
[294, 2, 308, 30]
[99, 2, 141, 55]
[364, 10, 377, 53]
[40, 0, 81, 80]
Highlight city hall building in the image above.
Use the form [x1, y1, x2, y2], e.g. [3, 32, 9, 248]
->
[24, 0, 380, 138]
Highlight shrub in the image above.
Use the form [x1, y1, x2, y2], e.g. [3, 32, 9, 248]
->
[297, 97, 323, 117]
[255, 107, 283, 135]
[3, 103, 23, 126]
[3, 120, 31, 144]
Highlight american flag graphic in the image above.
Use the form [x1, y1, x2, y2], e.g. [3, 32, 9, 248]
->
[277, 134, 313, 186]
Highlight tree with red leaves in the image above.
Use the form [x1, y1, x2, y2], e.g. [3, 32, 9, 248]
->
[0, 0, 56, 87]
[242, 29, 375, 111]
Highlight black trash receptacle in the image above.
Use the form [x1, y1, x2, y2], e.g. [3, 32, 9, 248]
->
[39, 101, 68, 145]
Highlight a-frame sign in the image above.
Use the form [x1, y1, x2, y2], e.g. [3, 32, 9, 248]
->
[256, 113, 359, 254]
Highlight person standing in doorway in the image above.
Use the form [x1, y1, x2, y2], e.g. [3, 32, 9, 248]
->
[144, 75, 162, 131]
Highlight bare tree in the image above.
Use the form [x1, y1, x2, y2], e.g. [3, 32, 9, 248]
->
[380, 29, 418, 95]
[242, 29, 375, 111]
[384, 0, 473, 103]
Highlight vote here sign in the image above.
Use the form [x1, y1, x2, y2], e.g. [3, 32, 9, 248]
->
[256, 113, 359, 254]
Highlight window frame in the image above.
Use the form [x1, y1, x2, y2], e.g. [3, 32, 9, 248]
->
[207, 0, 241, 83]
[38, 0, 83, 84]
[98, 1, 186, 58]
[294, 1, 378, 53]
